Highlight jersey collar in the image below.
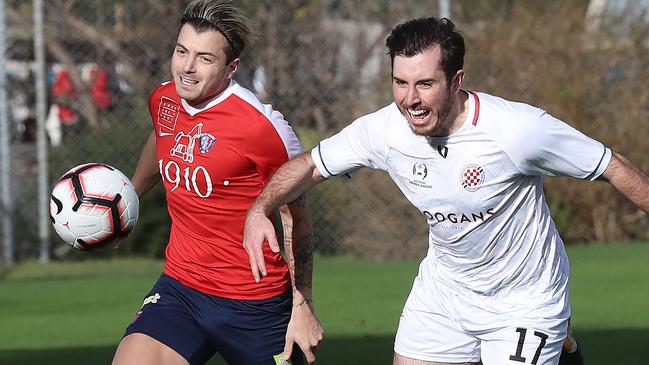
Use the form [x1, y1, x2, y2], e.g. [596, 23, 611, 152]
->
[466, 90, 480, 126]
[180, 79, 237, 116]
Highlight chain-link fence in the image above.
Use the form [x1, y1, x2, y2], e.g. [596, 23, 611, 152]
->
[1, 1, 648, 264]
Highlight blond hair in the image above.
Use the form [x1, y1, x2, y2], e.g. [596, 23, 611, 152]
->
[181, 0, 252, 63]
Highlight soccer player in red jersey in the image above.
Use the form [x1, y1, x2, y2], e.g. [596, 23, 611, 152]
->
[111, 1, 323, 364]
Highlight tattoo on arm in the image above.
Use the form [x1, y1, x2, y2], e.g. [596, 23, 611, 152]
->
[295, 297, 313, 307]
[293, 233, 313, 292]
[281, 195, 314, 301]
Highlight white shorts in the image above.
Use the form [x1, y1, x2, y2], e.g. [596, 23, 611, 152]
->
[394, 272, 569, 364]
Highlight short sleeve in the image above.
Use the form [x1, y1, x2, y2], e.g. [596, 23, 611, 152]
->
[503, 110, 611, 180]
[245, 113, 302, 182]
[311, 108, 391, 178]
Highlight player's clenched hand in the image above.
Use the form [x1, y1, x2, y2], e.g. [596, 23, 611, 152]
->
[243, 209, 280, 282]
[282, 299, 324, 364]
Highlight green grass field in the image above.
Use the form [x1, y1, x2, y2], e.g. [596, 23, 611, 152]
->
[1, 242, 648, 364]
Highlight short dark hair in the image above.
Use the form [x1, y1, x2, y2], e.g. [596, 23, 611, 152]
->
[386, 17, 465, 83]
[180, 0, 251, 63]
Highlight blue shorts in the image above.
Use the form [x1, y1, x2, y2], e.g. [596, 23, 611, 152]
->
[124, 274, 304, 365]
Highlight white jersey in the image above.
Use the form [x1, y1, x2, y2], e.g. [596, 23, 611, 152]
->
[312, 91, 610, 317]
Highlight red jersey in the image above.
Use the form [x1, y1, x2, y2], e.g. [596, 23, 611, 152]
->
[148, 80, 302, 300]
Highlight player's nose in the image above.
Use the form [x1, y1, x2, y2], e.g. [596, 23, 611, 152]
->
[183, 55, 197, 73]
[405, 86, 420, 106]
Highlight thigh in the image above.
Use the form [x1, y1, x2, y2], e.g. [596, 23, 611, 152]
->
[120, 275, 216, 365]
[480, 319, 568, 365]
[203, 292, 305, 365]
[113, 333, 188, 365]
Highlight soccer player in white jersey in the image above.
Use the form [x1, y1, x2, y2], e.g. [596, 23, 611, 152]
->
[242, 17, 649, 365]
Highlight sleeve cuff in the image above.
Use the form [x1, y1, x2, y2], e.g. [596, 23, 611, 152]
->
[311, 144, 334, 179]
[586, 146, 612, 181]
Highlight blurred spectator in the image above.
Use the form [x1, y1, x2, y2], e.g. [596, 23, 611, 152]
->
[83, 63, 111, 110]
[7, 60, 36, 142]
[46, 63, 114, 146]
[51, 64, 79, 127]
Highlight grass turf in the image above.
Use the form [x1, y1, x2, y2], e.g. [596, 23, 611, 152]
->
[0, 242, 648, 364]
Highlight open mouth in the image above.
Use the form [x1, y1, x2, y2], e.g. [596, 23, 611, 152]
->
[407, 108, 430, 121]
[179, 76, 199, 86]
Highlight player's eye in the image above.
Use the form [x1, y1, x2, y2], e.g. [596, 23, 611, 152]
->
[175, 48, 186, 55]
[393, 79, 407, 87]
[199, 56, 214, 63]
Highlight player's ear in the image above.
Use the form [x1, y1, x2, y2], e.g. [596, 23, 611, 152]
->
[451, 69, 464, 93]
[227, 58, 240, 79]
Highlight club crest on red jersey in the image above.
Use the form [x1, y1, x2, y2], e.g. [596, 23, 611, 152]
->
[460, 164, 485, 192]
[199, 133, 216, 154]
[157, 96, 180, 132]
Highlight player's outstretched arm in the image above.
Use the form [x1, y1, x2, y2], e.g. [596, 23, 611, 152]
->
[279, 201, 323, 364]
[131, 131, 160, 198]
[244, 152, 325, 282]
[599, 151, 649, 213]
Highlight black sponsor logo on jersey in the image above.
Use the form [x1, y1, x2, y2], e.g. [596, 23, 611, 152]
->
[423, 208, 496, 224]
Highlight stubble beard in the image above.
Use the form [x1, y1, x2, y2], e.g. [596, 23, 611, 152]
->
[407, 87, 455, 137]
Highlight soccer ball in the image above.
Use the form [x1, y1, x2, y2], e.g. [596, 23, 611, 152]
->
[50, 163, 139, 251]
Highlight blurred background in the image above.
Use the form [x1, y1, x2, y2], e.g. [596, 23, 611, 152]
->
[0, 0, 648, 264]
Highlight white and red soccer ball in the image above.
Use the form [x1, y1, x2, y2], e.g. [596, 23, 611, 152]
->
[50, 163, 139, 251]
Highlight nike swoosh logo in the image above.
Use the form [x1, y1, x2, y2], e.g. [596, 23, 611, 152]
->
[159, 131, 174, 137]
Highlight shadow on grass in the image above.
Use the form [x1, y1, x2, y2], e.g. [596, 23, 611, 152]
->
[1, 329, 647, 365]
